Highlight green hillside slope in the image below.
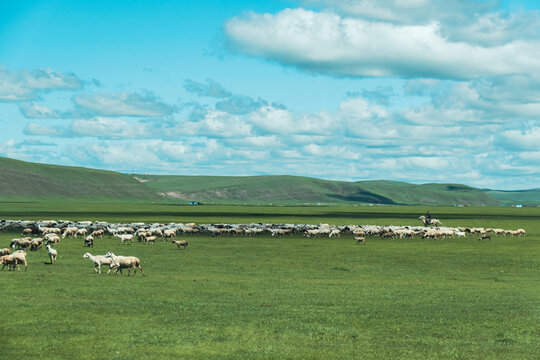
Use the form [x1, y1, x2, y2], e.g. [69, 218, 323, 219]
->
[137, 174, 501, 206]
[486, 189, 540, 206]
[135, 174, 397, 205]
[358, 180, 501, 206]
[0, 157, 506, 205]
[0, 157, 159, 202]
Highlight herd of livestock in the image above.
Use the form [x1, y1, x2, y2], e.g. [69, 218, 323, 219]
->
[0, 218, 526, 274]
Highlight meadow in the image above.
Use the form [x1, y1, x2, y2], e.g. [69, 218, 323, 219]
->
[1, 204, 539, 359]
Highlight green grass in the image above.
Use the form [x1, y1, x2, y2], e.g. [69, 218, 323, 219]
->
[0, 201, 536, 226]
[1, 206, 539, 359]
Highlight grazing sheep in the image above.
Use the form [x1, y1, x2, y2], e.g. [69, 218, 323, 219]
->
[116, 234, 134, 245]
[172, 240, 188, 249]
[143, 236, 157, 245]
[355, 237, 366, 245]
[329, 229, 341, 238]
[163, 229, 176, 240]
[303, 229, 320, 237]
[11, 250, 28, 271]
[137, 231, 148, 243]
[84, 235, 94, 247]
[83, 253, 115, 274]
[45, 235, 60, 246]
[46, 245, 57, 264]
[181, 227, 199, 235]
[478, 234, 491, 241]
[10, 238, 32, 250]
[148, 228, 163, 237]
[62, 227, 79, 238]
[76, 228, 88, 238]
[353, 229, 366, 237]
[41, 227, 61, 235]
[90, 229, 104, 238]
[30, 238, 43, 251]
[22, 228, 33, 236]
[105, 252, 144, 276]
[0, 255, 17, 270]
[0, 248, 11, 256]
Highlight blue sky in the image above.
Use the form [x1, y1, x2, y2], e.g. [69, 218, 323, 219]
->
[1, 0, 540, 189]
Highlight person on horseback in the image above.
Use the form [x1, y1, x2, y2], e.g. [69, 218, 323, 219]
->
[426, 211, 432, 225]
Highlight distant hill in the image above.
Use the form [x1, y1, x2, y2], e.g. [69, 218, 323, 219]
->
[485, 189, 540, 206]
[0, 157, 159, 202]
[135, 175, 501, 206]
[0, 157, 523, 206]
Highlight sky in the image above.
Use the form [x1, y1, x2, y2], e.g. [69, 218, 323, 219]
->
[1, 0, 540, 189]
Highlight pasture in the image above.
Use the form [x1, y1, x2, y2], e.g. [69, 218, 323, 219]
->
[1, 205, 539, 359]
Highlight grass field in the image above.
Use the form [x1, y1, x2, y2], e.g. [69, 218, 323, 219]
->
[1, 205, 539, 359]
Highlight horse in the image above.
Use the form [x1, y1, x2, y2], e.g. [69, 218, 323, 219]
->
[419, 216, 442, 227]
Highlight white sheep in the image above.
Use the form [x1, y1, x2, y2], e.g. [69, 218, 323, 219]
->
[84, 235, 94, 248]
[82, 253, 115, 274]
[355, 236, 366, 245]
[76, 228, 88, 238]
[3, 250, 28, 271]
[163, 229, 176, 240]
[105, 252, 144, 276]
[172, 239, 188, 249]
[46, 245, 57, 264]
[62, 227, 78, 238]
[116, 234, 134, 245]
[0, 254, 17, 270]
[329, 229, 341, 238]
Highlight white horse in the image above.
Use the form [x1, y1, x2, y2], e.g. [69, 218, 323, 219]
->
[419, 216, 442, 227]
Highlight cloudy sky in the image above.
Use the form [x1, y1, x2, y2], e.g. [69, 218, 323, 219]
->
[1, 0, 540, 189]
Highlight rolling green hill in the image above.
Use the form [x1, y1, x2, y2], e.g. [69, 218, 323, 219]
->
[486, 189, 540, 206]
[135, 175, 501, 206]
[0, 157, 159, 202]
[0, 157, 519, 206]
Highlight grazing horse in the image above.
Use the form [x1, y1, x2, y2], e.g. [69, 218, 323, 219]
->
[419, 216, 442, 227]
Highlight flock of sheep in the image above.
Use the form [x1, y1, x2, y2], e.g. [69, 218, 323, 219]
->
[0, 218, 526, 274]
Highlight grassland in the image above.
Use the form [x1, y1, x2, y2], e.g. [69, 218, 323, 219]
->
[1, 205, 539, 359]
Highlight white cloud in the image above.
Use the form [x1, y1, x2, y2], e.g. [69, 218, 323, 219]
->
[225, 8, 540, 79]
[248, 105, 334, 135]
[304, 0, 497, 26]
[184, 79, 232, 98]
[497, 127, 540, 151]
[19, 102, 65, 118]
[70, 117, 149, 139]
[73, 92, 175, 117]
[180, 109, 253, 138]
[0, 66, 83, 102]
[23, 122, 63, 137]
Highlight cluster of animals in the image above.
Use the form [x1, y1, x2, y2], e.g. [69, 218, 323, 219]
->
[0, 218, 526, 274]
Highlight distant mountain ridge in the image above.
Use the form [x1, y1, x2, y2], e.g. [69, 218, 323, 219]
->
[0, 157, 534, 206]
